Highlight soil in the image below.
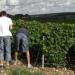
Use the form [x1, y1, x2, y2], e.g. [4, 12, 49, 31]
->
[0, 61, 75, 75]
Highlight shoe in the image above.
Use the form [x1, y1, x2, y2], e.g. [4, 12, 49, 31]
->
[0, 64, 3, 66]
[14, 60, 23, 65]
[0, 64, 5, 69]
[28, 64, 33, 68]
[14, 61, 17, 65]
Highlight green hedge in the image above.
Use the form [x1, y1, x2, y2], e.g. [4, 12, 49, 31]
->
[12, 17, 75, 67]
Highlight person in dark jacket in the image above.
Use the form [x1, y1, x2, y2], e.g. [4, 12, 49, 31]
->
[14, 28, 32, 68]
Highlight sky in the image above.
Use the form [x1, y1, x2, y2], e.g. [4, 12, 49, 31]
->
[0, 0, 75, 15]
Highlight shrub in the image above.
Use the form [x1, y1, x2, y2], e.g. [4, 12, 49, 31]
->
[12, 17, 75, 67]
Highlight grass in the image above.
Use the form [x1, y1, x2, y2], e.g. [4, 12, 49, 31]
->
[7, 67, 43, 75]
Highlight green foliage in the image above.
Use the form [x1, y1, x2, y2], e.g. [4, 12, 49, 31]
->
[7, 68, 43, 75]
[12, 17, 75, 67]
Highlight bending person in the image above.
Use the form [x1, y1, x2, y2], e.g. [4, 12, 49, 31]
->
[14, 28, 32, 68]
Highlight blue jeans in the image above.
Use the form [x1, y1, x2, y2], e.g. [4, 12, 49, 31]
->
[0, 36, 11, 61]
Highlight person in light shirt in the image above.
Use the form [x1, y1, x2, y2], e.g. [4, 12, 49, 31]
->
[0, 11, 13, 68]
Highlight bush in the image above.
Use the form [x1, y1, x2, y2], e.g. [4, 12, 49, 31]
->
[12, 17, 75, 67]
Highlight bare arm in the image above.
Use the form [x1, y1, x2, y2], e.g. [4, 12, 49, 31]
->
[9, 24, 13, 30]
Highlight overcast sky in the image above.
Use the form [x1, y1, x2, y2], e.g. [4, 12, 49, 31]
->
[0, 0, 75, 15]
